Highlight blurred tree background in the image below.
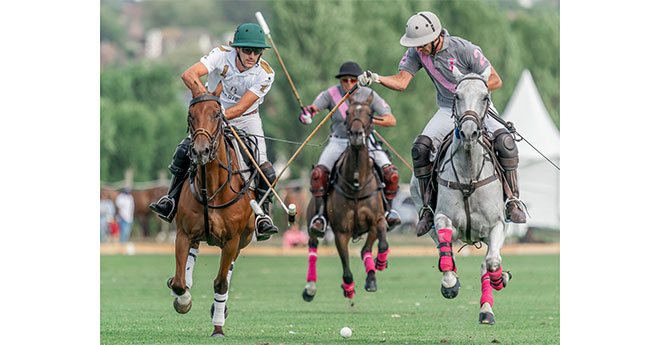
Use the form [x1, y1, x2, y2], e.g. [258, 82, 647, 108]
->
[101, 0, 558, 185]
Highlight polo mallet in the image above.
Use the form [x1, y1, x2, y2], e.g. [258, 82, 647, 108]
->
[257, 84, 360, 207]
[255, 11, 307, 115]
[224, 120, 296, 225]
[373, 129, 414, 173]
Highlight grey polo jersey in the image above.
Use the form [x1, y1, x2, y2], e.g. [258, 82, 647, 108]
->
[312, 86, 391, 138]
[398, 29, 491, 107]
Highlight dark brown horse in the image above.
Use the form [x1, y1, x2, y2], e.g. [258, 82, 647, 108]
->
[167, 88, 256, 338]
[302, 94, 390, 302]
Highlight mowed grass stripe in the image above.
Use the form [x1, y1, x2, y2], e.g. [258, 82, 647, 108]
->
[101, 254, 559, 344]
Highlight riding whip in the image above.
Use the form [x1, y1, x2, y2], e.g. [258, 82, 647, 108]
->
[257, 84, 360, 206]
[373, 129, 414, 173]
[223, 120, 295, 223]
[255, 12, 307, 115]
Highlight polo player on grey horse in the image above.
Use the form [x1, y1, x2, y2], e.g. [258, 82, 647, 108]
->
[358, 11, 526, 238]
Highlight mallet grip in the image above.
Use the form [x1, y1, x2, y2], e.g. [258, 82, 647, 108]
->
[255, 12, 270, 36]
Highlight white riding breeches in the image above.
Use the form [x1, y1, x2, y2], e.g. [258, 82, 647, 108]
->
[421, 104, 506, 158]
[317, 135, 391, 170]
[227, 112, 268, 165]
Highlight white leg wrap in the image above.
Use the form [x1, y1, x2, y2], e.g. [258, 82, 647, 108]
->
[185, 248, 199, 289]
[226, 261, 235, 286]
[212, 292, 228, 326]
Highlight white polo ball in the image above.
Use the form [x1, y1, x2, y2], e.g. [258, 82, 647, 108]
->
[340, 327, 352, 338]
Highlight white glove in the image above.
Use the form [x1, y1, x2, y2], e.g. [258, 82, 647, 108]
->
[358, 71, 380, 87]
[300, 112, 312, 125]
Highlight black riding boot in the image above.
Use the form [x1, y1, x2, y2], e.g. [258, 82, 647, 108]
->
[149, 137, 191, 223]
[255, 162, 278, 241]
[415, 175, 436, 236]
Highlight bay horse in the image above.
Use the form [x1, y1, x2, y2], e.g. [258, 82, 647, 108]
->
[302, 93, 390, 302]
[410, 68, 512, 324]
[167, 88, 257, 337]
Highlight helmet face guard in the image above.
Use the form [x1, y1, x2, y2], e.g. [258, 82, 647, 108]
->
[231, 23, 271, 48]
[399, 11, 442, 47]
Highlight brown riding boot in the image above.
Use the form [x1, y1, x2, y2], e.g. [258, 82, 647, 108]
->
[309, 165, 329, 237]
[504, 169, 527, 223]
[382, 164, 401, 230]
[415, 175, 436, 237]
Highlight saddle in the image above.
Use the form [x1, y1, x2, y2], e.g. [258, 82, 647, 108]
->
[431, 131, 509, 200]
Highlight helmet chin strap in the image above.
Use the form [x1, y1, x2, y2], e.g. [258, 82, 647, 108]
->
[430, 35, 441, 54]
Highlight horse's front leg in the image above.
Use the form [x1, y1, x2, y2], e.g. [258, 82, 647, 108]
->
[210, 236, 240, 338]
[430, 214, 460, 299]
[169, 230, 192, 314]
[360, 232, 378, 292]
[302, 234, 320, 302]
[335, 232, 355, 300]
[185, 242, 200, 289]
[479, 221, 512, 325]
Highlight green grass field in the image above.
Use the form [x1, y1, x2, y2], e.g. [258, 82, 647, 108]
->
[101, 252, 559, 344]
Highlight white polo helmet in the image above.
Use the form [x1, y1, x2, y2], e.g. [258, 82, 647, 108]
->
[399, 11, 442, 47]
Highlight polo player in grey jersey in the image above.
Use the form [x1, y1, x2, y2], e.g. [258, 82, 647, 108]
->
[300, 62, 401, 235]
[358, 11, 527, 237]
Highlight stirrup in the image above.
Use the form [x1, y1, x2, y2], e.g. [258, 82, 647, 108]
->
[385, 209, 401, 230]
[418, 205, 434, 219]
[309, 214, 327, 236]
[150, 195, 176, 222]
[504, 197, 529, 223]
[255, 214, 278, 234]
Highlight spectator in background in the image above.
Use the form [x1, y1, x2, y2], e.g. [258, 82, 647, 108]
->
[116, 188, 135, 243]
[100, 191, 116, 243]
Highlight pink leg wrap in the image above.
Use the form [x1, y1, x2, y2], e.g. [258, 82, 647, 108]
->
[306, 248, 318, 282]
[480, 273, 494, 307]
[362, 251, 376, 274]
[376, 249, 390, 271]
[342, 281, 355, 299]
[488, 266, 504, 290]
[438, 228, 456, 272]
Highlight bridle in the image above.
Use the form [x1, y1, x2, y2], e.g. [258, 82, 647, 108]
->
[344, 99, 374, 148]
[188, 93, 225, 159]
[451, 76, 489, 139]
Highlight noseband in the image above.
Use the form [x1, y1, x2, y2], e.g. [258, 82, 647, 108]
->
[187, 93, 225, 157]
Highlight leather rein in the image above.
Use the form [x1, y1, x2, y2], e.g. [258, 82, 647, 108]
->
[439, 77, 499, 243]
[187, 93, 256, 244]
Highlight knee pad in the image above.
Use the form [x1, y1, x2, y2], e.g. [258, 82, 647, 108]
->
[310, 165, 330, 197]
[382, 164, 399, 200]
[168, 137, 191, 176]
[411, 135, 434, 178]
[493, 128, 518, 170]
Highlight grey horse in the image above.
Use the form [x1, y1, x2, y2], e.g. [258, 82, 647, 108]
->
[410, 67, 512, 325]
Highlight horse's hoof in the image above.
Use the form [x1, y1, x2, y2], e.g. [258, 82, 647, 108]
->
[211, 326, 225, 337]
[365, 277, 378, 292]
[302, 289, 315, 302]
[441, 277, 461, 299]
[503, 271, 512, 288]
[479, 311, 495, 325]
[173, 298, 191, 314]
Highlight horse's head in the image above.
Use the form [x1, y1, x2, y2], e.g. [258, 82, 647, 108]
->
[187, 90, 225, 166]
[344, 93, 374, 149]
[452, 67, 491, 150]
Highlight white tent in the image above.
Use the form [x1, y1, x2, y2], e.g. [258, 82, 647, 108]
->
[501, 70, 560, 233]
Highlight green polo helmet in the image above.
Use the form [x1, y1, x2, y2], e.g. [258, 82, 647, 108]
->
[230, 23, 271, 48]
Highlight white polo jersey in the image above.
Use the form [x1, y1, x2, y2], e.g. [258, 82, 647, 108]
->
[200, 45, 275, 115]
